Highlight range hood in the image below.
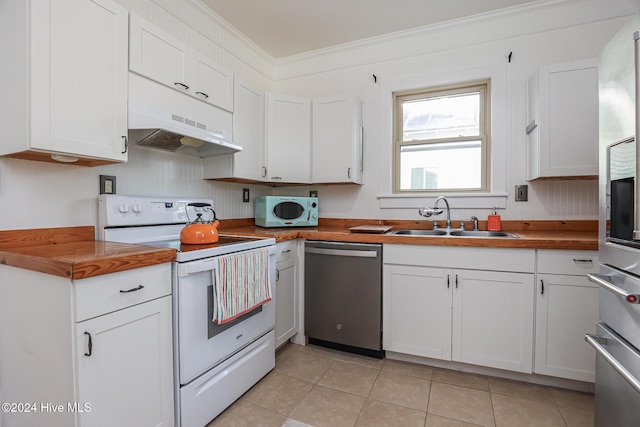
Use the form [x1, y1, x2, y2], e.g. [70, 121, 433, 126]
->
[128, 73, 241, 158]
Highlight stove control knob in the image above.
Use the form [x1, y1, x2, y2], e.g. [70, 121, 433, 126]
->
[132, 203, 142, 213]
[118, 203, 129, 213]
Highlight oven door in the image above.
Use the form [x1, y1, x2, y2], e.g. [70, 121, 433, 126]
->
[174, 246, 276, 385]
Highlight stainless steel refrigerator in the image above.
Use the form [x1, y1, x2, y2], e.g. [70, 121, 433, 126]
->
[588, 15, 640, 426]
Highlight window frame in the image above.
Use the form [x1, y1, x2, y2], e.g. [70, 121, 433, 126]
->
[392, 80, 491, 194]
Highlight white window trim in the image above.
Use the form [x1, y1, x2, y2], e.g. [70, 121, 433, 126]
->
[377, 62, 508, 209]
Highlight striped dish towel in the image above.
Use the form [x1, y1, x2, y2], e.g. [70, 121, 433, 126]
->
[212, 248, 272, 324]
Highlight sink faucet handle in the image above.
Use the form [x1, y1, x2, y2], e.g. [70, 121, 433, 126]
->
[460, 220, 466, 230]
[432, 220, 439, 230]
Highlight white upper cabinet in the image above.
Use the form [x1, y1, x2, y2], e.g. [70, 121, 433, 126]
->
[526, 59, 598, 180]
[312, 96, 364, 184]
[266, 93, 312, 184]
[204, 79, 266, 181]
[129, 14, 234, 112]
[0, 0, 129, 165]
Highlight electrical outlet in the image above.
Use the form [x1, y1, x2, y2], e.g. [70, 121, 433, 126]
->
[100, 175, 116, 195]
[242, 188, 250, 203]
[309, 190, 318, 198]
[515, 185, 528, 202]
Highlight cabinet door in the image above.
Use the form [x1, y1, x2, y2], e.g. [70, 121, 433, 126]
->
[129, 14, 190, 94]
[383, 264, 452, 360]
[312, 96, 363, 184]
[527, 59, 598, 179]
[192, 52, 234, 112]
[452, 269, 534, 373]
[535, 273, 599, 382]
[30, 0, 128, 161]
[76, 296, 174, 427]
[275, 257, 299, 348]
[266, 93, 311, 183]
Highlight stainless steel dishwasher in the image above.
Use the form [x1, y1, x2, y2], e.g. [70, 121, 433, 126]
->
[304, 241, 383, 358]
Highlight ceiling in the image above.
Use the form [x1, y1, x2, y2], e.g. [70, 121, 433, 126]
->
[199, 0, 542, 59]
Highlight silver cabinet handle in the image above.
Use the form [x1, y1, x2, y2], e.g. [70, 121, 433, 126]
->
[305, 247, 377, 258]
[585, 333, 640, 393]
[588, 273, 640, 304]
[121, 135, 128, 154]
[573, 258, 594, 266]
[526, 119, 537, 134]
[261, 166, 267, 178]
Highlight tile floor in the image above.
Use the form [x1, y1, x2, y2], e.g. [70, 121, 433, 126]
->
[208, 343, 594, 427]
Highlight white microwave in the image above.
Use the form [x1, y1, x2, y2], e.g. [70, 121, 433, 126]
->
[254, 196, 318, 228]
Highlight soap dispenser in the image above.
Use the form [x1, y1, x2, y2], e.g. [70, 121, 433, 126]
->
[488, 208, 501, 231]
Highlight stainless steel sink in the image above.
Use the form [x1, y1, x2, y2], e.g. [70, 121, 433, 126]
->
[448, 230, 518, 238]
[388, 229, 517, 238]
[389, 229, 448, 236]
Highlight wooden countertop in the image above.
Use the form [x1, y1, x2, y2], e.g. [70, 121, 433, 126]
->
[0, 226, 175, 279]
[0, 220, 598, 279]
[219, 219, 598, 251]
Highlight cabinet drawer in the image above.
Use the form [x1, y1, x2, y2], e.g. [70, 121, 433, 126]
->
[74, 264, 171, 322]
[537, 250, 598, 275]
[276, 240, 297, 262]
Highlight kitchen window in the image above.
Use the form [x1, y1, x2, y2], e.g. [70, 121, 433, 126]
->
[393, 80, 491, 193]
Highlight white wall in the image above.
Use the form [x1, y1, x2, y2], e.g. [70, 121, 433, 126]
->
[0, 0, 637, 232]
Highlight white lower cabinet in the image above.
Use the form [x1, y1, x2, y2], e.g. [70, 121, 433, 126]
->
[384, 265, 452, 360]
[0, 263, 174, 427]
[534, 250, 599, 382]
[76, 296, 173, 427]
[383, 245, 535, 374]
[452, 269, 534, 372]
[275, 240, 299, 347]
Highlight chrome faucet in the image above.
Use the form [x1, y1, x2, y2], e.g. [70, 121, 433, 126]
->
[418, 196, 451, 229]
[470, 215, 479, 231]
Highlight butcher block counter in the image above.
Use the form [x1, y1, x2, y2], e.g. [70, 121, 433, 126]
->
[0, 226, 175, 279]
[0, 220, 597, 279]
[220, 219, 598, 251]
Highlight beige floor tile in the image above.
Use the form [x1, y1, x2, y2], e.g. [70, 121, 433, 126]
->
[558, 405, 594, 427]
[355, 399, 426, 427]
[432, 368, 490, 391]
[302, 344, 385, 369]
[428, 381, 495, 427]
[551, 388, 595, 412]
[488, 377, 554, 403]
[290, 385, 366, 427]
[275, 348, 334, 383]
[243, 371, 314, 416]
[492, 393, 566, 427]
[426, 413, 485, 427]
[276, 342, 300, 365]
[382, 359, 434, 380]
[317, 360, 380, 396]
[369, 370, 431, 411]
[207, 399, 286, 427]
